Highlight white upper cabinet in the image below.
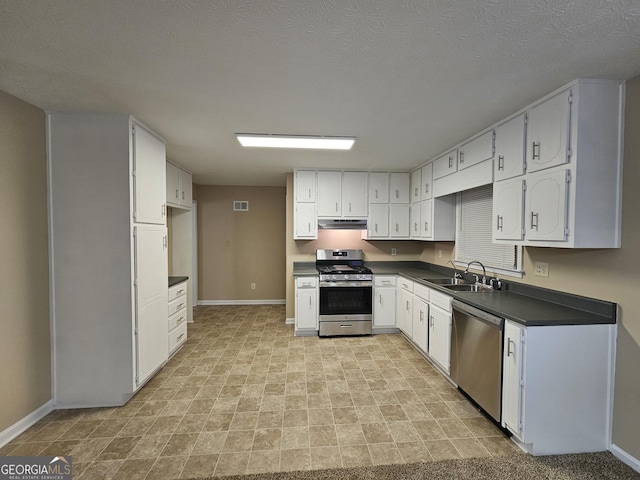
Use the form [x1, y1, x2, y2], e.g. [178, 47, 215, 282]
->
[317, 171, 342, 217]
[342, 171, 368, 217]
[525, 169, 570, 242]
[493, 178, 525, 241]
[389, 172, 410, 203]
[458, 130, 494, 171]
[369, 172, 389, 203]
[410, 203, 421, 239]
[526, 90, 571, 173]
[132, 123, 166, 224]
[367, 204, 390, 238]
[410, 168, 422, 203]
[433, 149, 458, 179]
[296, 170, 316, 202]
[421, 163, 433, 200]
[294, 202, 317, 239]
[494, 114, 526, 181]
[166, 161, 192, 209]
[389, 205, 410, 237]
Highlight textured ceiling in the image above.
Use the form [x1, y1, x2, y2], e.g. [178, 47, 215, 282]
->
[1, 0, 640, 186]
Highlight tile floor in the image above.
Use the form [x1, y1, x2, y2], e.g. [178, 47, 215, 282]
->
[0, 305, 519, 479]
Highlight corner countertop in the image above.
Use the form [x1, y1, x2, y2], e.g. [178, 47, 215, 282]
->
[169, 276, 189, 288]
[293, 261, 616, 327]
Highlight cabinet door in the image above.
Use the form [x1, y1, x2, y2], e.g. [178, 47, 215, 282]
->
[410, 169, 422, 203]
[132, 123, 167, 224]
[296, 286, 318, 330]
[179, 169, 192, 207]
[420, 200, 433, 238]
[421, 163, 433, 200]
[134, 225, 169, 385]
[398, 289, 413, 337]
[502, 321, 524, 438]
[373, 286, 396, 328]
[493, 178, 525, 241]
[412, 297, 429, 352]
[389, 172, 410, 203]
[342, 171, 368, 217]
[294, 203, 317, 239]
[166, 162, 180, 206]
[495, 114, 526, 181]
[389, 205, 410, 237]
[429, 305, 451, 373]
[317, 171, 342, 216]
[459, 130, 494, 170]
[525, 169, 570, 242]
[296, 170, 316, 202]
[410, 204, 421, 239]
[433, 150, 458, 179]
[368, 204, 389, 238]
[527, 91, 571, 173]
[369, 172, 389, 203]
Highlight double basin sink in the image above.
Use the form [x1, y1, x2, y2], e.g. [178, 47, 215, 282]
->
[424, 277, 494, 293]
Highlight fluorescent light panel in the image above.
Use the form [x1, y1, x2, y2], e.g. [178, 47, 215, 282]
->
[236, 134, 355, 150]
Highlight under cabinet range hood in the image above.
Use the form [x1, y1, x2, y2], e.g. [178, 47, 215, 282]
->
[318, 219, 367, 230]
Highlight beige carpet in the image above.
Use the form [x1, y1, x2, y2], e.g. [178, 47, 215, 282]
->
[185, 452, 639, 480]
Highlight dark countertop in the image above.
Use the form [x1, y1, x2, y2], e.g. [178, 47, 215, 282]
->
[293, 260, 616, 327]
[169, 276, 189, 287]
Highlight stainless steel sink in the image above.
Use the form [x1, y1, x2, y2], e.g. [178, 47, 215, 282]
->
[424, 278, 474, 286]
[442, 283, 494, 292]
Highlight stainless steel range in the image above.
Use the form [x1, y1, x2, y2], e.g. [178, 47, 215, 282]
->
[316, 249, 373, 337]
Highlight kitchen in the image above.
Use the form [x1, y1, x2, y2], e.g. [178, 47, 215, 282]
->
[2, 1, 640, 478]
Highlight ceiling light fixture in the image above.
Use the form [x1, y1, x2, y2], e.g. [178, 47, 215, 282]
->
[236, 134, 356, 150]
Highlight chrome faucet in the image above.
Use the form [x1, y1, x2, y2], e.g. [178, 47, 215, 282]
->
[447, 260, 462, 279]
[465, 260, 487, 284]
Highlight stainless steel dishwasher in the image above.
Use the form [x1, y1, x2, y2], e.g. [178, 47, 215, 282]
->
[450, 299, 504, 423]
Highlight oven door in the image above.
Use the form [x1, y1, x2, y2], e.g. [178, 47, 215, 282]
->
[319, 282, 373, 317]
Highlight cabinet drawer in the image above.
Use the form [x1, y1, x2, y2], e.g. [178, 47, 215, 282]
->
[169, 322, 187, 353]
[374, 276, 396, 287]
[168, 309, 187, 331]
[399, 277, 414, 292]
[414, 283, 431, 302]
[169, 282, 187, 301]
[296, 277, 318, 288]
[168, 296, 187, 317]
[430, 289, 452, 312]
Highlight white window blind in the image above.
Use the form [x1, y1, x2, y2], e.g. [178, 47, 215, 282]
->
[456, 184, 519, 272]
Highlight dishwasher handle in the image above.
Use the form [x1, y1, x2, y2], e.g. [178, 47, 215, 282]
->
[452, 299, 504, 329]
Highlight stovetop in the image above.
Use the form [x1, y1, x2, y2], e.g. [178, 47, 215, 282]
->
[316, 265, 372, 275]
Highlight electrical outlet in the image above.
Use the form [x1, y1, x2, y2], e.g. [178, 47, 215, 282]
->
[391, 248, 397, 256]
[534, 262, 549, 277]
[251, 283, 256, 290]
[437, 249, 442, 258]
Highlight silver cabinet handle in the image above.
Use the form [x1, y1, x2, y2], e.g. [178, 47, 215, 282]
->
[177, 303, 184, 309]
[177, 333, 185, 341]
[507, 337, 514, 357]
[182, 190, 185, 200]
[459, 150, 465, 164]
[395, 223, 399, 232]
[395, 189, 399, 199]
[161, 204, 166, 217]
[430, 315, 434, 328]
[374, 223, 378, 233]
[414, 222, 418, 232]
[175, 188, 179, 199]
[448, 156, 454, 168]
[530, 211, 539, 230]
[309, 297, 312, 307]
[424, 221, 428, 231]
[177, 289, 184, 295]
[308, 187, 312, 198]
[532, 142, 540, 160]
[498, 155, 504, 170]
[497, 215, 503, 231]
[406, 300, 410, 310]
[425, 184, 429, 194]
[335, 202, 339, 213]
[163, 235, 167, 248]
[349, 202, 352, 212]
[420, 311, 424, 322]
[414, 187, 419, 197]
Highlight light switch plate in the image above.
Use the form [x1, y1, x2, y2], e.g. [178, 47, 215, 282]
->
[534, 261, 549, 277]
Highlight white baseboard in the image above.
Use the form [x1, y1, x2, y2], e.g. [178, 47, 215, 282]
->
[610, 443, 640, 473]
[0, 400, 54, 448]
[285, 317, 295, 325]
[198, 299, 285, 306]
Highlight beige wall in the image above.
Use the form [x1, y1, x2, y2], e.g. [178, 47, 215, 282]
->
[423, 76, 640, 458]
[197, 185, 286, 301]
[0, 91, 51, 431]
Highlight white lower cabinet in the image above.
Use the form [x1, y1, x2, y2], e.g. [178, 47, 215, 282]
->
[412, 284, 430, 353]
[373, 276, 397, 329]
[295, 277, 318, 334]
[168, 281, 188, 355]
[501, 319, 615, 454]
[397, 279, 414, 337]
[428, 290, 452, 374]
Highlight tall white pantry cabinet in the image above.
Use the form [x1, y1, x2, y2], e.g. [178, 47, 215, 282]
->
[48, 113, 168, 408]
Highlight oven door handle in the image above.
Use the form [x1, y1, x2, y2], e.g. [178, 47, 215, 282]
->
[319, 281, 373, 288]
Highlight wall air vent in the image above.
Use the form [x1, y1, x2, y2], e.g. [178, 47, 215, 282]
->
[233, 201, 249, 211]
